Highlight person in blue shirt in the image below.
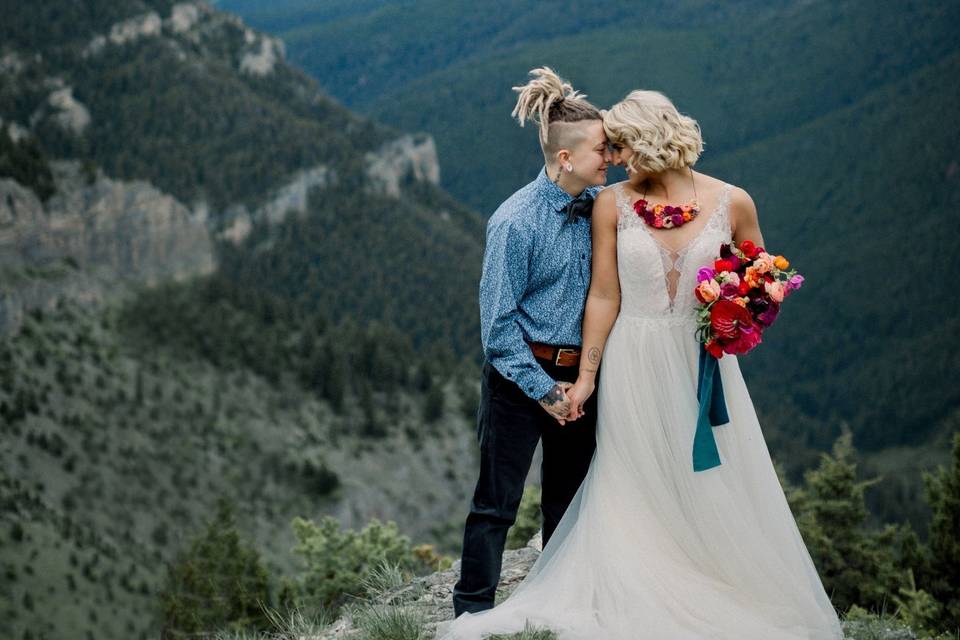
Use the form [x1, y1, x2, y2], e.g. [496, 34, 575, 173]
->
[453, 67, 612, 617]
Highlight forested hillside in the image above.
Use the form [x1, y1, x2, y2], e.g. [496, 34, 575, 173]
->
[1, 2, 485, 638]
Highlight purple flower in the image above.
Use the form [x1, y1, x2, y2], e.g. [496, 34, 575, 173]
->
[671, 213, 684, 226]
[757, 301, 781, 326]
[787, 274, 805, 290]
[697, 267, 716, 283]
[720, 282, 740, 298]
[727, 254, 741, 271]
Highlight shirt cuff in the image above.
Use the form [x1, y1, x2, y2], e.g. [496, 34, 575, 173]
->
[512, 367, 557, 401]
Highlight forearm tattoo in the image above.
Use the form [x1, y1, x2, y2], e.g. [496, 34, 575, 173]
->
[582, 347, 601, 373]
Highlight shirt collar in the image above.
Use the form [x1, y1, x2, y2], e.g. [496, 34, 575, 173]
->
[535, 166, 589, 214]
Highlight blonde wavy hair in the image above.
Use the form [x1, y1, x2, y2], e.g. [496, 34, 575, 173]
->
[602, 90, 703, 174]
[511, 67, 602, 159]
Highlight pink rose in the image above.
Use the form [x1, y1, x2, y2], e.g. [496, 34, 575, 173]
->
[765, 280, 785, 303]
[753, 252, 774, 274]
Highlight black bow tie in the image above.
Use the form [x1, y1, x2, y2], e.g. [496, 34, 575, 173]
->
[561, 193, 595, 224]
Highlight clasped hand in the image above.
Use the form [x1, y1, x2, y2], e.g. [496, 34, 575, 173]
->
[538, 378, 596, 425]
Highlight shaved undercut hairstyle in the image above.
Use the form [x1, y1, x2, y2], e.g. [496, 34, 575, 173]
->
[511, 67, 602, 162]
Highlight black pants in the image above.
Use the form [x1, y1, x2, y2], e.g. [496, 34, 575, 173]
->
[452, 358, 598, 617]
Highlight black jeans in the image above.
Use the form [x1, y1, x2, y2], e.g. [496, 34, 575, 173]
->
[452, 358, 598, 617]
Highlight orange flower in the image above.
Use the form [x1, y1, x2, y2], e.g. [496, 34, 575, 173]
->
[744, 265, 763, 288]
[654, 204, 664, 214]
[774, 255, 790, 270]
[696, 279, 721, 303]
[682, 212, 692, 221]
[734, 297, 749, 308]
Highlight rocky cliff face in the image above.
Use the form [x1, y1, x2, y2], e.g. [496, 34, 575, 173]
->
[0, 161, 215, 335]
[1, 0, 449, 333]
[219, 132, 442, 244]
[365, 133, 441, 198]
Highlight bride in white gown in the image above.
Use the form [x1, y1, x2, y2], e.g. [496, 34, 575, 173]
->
[436, 90, 843, 639]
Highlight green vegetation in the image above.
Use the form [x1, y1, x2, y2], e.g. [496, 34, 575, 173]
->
[0, 290, 470, 639]
[785, 432, 960, 637]
[205, 427, 960, 638]
[284, 515, 442, 612]
[160, 500, 272, 639]
[351, 603, 428, 640]
[0, 128, 54, 200]
[505, 485, 542, 551]
[217, 181, 484, 358]
[921, 433, 960, 631]
[0, 0, 391, 211]
[489, 624, 559, 640]
[787, 433, 917, 612]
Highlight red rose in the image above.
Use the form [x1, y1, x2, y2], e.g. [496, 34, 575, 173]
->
[633, 199, 648, 214]
[714, 259, 733, 272]
[739, 240, 755, 255]
[737, 281, 751, 296]
[710, 299, 752, 340]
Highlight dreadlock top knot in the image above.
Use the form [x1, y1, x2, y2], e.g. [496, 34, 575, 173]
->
[511, 67, 601, 150]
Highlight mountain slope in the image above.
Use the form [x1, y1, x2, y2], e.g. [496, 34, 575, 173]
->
[1, 290, 477, 639]
[1, 2, 489, 639]
[1, 0, 486, 351]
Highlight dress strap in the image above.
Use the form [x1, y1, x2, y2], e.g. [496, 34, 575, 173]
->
[713, 183, 735, 236]
[612, 183, 632, 230]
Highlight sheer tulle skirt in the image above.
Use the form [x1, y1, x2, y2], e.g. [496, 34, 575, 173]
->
[435, 315, 843, 640]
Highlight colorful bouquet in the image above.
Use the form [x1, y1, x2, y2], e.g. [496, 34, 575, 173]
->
[694, 240, 804, 358]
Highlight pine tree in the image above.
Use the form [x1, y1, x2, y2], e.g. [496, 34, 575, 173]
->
[423, 379, 444, 424]
[159, 499, 272, 638]
[791, 432, 906, 611]
[923, 431, 960, 632]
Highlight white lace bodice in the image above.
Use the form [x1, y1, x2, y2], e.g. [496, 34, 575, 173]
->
[613, 181, 734, 321]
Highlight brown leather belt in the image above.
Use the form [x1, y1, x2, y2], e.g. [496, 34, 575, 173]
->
[527, 341, 581, 367]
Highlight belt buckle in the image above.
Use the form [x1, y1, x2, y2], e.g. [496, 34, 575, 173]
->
[555, 348, 578, 366]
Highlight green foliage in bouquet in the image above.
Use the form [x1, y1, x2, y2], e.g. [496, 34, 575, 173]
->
[159, 500, 272, 639]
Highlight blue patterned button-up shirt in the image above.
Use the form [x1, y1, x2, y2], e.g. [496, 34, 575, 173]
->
[479, 166, 601, 400]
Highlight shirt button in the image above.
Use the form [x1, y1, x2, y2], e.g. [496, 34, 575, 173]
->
[581, 253, 586, 259]
[528, 386, 534, 392]
[506, 372, 513, 378]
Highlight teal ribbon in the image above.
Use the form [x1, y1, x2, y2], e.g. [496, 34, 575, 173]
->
[693, 346, 730, 471]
